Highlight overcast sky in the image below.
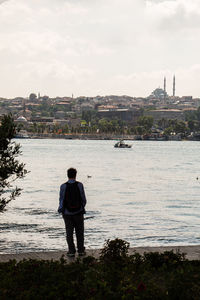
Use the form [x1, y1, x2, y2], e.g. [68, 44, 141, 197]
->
[0, 0, 200, 98]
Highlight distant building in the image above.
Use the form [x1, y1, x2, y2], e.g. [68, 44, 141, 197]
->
[53, 119, 69, 125]
[55, 111, 66, 119]
[97, 109, 141, 124]
[181, 96, 193, 102]
[69, 118, 82, 128]
[57, 101, 72, 110]
[15, 116, 28, 123]
[148, 88, 168, 100]
[80, 103, 94, 111]
[98, 105, 117, 110]
[144, 109, 185, 122]
[193, 98, 200, 108]
[31, 117, 54, 123]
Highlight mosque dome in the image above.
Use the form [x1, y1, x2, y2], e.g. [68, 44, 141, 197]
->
[16, 116, 27, 123]
[149, 88, 167, 99]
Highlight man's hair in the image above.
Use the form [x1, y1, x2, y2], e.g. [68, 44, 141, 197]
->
[67, 168, 77, 179]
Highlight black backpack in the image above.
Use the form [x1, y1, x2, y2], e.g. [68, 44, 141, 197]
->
[63, 181, 82, 212]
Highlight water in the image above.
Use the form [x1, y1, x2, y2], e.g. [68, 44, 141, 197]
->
[1, 139, 200, 254]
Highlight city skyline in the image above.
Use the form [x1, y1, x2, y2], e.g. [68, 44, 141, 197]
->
[0, 0, 200, 98]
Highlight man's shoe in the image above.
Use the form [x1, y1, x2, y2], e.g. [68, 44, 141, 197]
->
[78, 251, 86, 257]
[67, 252, 75, 258]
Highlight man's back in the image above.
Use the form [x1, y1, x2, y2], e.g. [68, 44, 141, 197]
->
[58, 168, 87, 257]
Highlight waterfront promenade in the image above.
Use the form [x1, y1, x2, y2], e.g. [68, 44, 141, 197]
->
[23, 132, 199, 141]
[27, 132, 136, 140]
[1, 245, 200, 263]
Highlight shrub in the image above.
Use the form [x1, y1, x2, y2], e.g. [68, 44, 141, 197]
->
[0, 239, 200, 299]
[100, 238, 130, 263]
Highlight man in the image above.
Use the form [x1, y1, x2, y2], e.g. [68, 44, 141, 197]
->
[58, 168, 87, 257]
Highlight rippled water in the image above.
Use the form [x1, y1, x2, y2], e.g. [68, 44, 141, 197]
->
[1, 139, 200, 254]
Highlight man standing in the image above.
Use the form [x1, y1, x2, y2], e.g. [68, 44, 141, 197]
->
[58, 168, 87, 257]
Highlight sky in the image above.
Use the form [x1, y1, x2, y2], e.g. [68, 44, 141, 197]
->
[0, 0, 200, 98]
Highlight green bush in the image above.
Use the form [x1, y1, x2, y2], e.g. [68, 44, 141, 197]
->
[0, 239, 200, 299]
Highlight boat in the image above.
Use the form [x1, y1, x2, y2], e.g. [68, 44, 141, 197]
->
[114, 140, 132, 148]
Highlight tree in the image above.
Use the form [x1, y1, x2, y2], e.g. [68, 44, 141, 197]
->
[63, 124, 69, 133]
[138, 116, 154, 132]
[174, 121, 188, 135]
[0, 114, 28, 212]
[134, 125, 145, 135]
[188, 120, 195, 132]
[157, 118, 168, 129]
[196, 107, 200, 122]
[163, 126, 174, 136]
[98, 118, 109, 133]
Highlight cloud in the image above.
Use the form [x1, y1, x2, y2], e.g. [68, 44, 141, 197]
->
[0, 0, 8, 4]
[146, 0, 200, 32]
[0, 0, 199, 97]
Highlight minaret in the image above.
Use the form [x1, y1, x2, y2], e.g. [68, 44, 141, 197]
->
[173, 75, 175, 97]
[164, 77, 166, 93]
[22, 98, 26, 117]
[164, 77, 166, 102]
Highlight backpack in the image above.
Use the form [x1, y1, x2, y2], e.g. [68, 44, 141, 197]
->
[63, 181, 82, 212]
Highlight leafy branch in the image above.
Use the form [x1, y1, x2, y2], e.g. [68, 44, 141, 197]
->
[0, 114, 28, 212]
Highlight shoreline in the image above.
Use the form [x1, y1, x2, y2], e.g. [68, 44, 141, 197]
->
[15, 133, 199, 141]
[1, 245, 200, 262]
[19, 133, 138, 140]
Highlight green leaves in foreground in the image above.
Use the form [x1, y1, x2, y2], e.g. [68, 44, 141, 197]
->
[0, 239, 200, 300]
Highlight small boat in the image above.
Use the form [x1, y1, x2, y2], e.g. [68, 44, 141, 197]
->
[114, 140, 132, 148]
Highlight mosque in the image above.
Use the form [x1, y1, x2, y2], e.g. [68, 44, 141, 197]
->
[149, 76, 176, 100]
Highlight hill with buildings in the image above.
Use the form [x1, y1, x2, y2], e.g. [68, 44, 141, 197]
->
[0, 81, 200, 140]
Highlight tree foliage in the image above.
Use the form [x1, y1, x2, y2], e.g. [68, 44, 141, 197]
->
[138, 116, 154, 132]
[161, 119, 188, 136]
[0, 114, 28, 212]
